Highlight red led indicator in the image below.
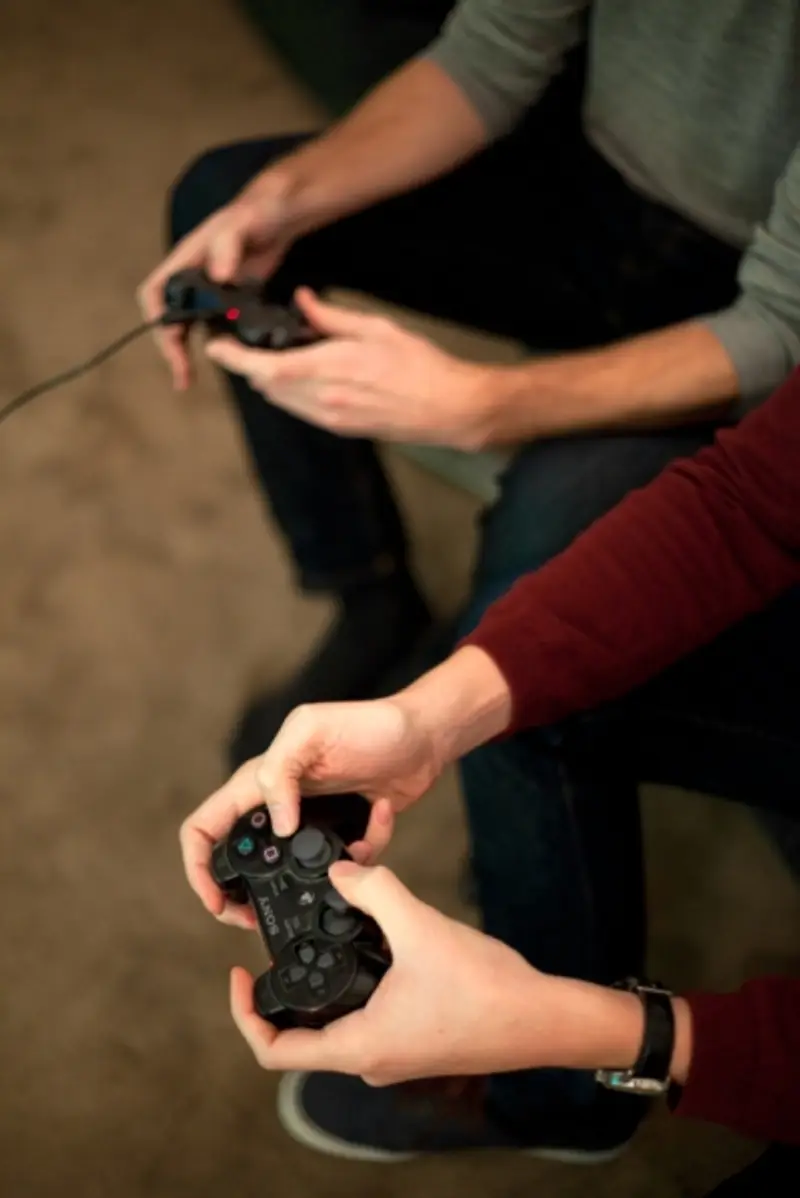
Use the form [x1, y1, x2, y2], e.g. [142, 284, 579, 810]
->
[226, 307, 241, 321]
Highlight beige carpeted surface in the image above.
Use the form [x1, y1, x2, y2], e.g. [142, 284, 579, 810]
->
[0, 2, 798, 1195]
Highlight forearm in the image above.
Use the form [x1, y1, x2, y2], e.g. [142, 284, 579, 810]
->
[251, 58, 488, 238]
[482, 321, 740, 444]
[397, 368, 800, 747]
[468, 366, 800, 731]
[396, 645, 512, 766]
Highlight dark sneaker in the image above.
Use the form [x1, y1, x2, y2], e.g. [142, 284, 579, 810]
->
[228, 579, 431, 771]
[277, 1071, 640, 1165]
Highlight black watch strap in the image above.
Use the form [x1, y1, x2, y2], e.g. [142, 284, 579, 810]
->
[596, 978, 675, 1096]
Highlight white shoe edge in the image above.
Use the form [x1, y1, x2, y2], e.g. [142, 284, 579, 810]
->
[277, 1071, 631, 1166]
[277, 1072, 416, 1163]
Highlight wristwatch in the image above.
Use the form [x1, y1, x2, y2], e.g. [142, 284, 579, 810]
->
[595, 977, 676, 1096]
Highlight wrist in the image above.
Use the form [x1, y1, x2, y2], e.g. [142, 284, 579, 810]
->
[534, 978, 645, 1073]
[669, 997, 693, 1085]
[535, 978, 694, 1084]
[242, 155, 332, 240]
[394, 647, 512, 768]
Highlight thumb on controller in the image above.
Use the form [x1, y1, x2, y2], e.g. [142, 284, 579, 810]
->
[328, 861, 417, 945]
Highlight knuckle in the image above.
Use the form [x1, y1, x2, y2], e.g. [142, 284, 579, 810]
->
[255, 757, 278, 794]
[245, 371, 267, 394]
[321, 408, 345, 433]
[321, 386, 347, 409]
[455, 421, 488, 453]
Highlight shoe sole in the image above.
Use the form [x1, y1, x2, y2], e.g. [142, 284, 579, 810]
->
[277, 1072, 631, 1166]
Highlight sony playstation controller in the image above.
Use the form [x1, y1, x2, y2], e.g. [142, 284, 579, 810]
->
[163, 268, 320, 350]
[210, 797, 391, 1029]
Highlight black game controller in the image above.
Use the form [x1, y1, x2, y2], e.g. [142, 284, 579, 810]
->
[210, 797, 391, 1029]
[163, 268, 320, 350]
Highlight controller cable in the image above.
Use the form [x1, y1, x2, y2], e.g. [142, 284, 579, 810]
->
[0, 308, 224, 429]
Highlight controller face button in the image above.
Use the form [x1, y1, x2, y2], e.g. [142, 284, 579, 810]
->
[321, 908, 359, 938]
[290, 827, 333, 871]
[280, 965, 308, 988]
[262, 844, 281, 866]
[233, 835, 257, 859]
[297, 943, 316, 965]
[250, 810, 268, 830]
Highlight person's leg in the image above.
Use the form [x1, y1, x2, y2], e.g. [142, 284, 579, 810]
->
[701, 1147, 800, 1196]
[266, 73, 754, 1159]
[448, 115, 747, 1128]
[169, 135, 436, 763]
[581, 587, 800, 819]
[457, 424, 717, 1129]
[166, 66, 594, 766]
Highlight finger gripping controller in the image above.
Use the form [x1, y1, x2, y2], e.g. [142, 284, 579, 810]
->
[163, 268, 320, 350]
[210, 801, 391, 1029]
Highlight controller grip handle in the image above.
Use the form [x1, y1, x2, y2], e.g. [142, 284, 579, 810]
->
[210, 842, 248, 904]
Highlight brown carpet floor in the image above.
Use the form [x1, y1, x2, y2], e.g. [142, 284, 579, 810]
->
[0, 2, 798, 1195]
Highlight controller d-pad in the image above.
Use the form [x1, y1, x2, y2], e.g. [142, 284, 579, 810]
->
[280, 964, 307, 988]
[317, 951, 335, 970]
[297, 942, 316, 965]
[308, 971, 325, 990]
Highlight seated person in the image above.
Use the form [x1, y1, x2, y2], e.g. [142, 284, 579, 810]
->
[181, 360, 800, 1175]
[143, 0, 800, 1155]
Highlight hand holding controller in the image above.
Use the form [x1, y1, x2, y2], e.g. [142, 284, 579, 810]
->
[210, 801, 391, 1030]
[163, 268, 321, 351]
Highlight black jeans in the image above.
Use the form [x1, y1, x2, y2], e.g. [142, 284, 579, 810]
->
[707, 1146, 799, 1195]
[169, 96, 800, 1124]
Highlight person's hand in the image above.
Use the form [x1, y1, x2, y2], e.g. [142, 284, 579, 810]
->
[138, 169, 300, 391]
[228, 861, 586, 1084]
[180, 696, 445, 929]
[205, 288, 500, 449]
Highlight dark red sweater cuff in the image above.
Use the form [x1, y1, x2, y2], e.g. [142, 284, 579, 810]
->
[673, 992, 757, 1131]
[673, 983, 800, 1145]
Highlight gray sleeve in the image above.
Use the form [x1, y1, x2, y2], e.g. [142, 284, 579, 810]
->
[702, 143, 800, 408]
[423, 0, 590, 137]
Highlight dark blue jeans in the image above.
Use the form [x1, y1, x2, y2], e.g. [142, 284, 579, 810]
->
[168, 98, 799, 1125]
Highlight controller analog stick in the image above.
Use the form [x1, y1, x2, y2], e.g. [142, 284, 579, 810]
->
[321, 907, 359, 938]
[290, 827, 332, 871]
[324, 886, 349, 913]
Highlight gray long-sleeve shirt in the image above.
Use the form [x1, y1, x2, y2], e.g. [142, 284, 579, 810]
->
[425, 0, 800, 404]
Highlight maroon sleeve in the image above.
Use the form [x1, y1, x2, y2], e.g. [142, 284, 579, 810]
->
[463, 367, 800, 732]
[674, 978, 800, 1145]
